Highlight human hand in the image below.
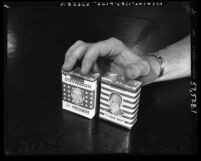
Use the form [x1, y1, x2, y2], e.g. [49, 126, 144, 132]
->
[63, 38, 160, 85]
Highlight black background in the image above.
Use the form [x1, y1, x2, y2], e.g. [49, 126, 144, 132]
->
[5, 2, 196, 154]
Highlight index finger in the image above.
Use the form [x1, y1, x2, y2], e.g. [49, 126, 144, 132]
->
[81, 43, 109, 74]
[65, 40, 84, 58]
[63, 42, 88, 71]
[81, 39, 117, 75]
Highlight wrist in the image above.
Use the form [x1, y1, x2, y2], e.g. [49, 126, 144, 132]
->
[145, 54, 161, 78]
[138, 53, 161, 85]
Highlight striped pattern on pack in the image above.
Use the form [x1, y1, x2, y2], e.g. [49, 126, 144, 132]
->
[99, 78, 141, 129]
[100, 82, 140, 121]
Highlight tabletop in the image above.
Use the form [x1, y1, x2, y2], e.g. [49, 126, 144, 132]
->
[5, 3, 196, 154]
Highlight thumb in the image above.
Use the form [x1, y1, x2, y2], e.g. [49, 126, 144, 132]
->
[125, 61, 150, 80]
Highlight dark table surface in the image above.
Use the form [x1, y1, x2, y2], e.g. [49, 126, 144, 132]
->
[5, 3, 197, 154]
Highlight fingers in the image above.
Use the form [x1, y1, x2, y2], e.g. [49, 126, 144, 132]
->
[63, 38, 125, 74]
[81, 38, 120, 74]
[65, 40, 84, 57]
[92, 62, 100, 73]
[125, 60, 150, 80]
[81, 42, 107, 74]
[63, 41, 88, 71]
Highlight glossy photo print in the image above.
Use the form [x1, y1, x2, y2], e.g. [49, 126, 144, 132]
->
[5, 2, 197, 155]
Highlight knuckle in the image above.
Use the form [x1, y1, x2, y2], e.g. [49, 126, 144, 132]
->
[78, 42, 87, 49]
[65, 51, 73, 59]
[108, 37, 124, 47]
[76, 40, 84, 44]
[65, 51, 71, 59]
[108, 37, 121, 43]
[108, 37, 117, 41]
[87, 45, 97, 54]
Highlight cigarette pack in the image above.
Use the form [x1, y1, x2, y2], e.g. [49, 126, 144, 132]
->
[62, 67, 100, 119]
[99, 73, 142, 129]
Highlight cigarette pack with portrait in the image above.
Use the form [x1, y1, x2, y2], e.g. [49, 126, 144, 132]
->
[99, 73, 142, 129]
[62, 67, 100, 119]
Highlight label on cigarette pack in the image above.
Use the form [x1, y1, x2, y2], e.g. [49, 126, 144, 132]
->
[62, 68, 100, 119]
[99, 72, 142, 129]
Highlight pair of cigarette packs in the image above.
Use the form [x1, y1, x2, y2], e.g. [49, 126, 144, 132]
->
[62, 68, 141, 129]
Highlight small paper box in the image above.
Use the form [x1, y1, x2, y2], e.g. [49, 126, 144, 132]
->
[99, 73, 142, 129]
[62, 67, 100, 119]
